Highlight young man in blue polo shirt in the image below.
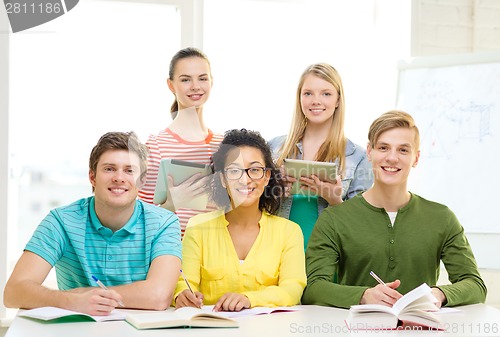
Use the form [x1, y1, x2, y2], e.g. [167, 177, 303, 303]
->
[4, 131, 182, 315]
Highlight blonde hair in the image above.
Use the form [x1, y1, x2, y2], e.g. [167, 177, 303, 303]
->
[277, 63, 346, 174]
[368, 110, 420, 151]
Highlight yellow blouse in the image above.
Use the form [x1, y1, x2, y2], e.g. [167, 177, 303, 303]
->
[175, 210, 306, 307]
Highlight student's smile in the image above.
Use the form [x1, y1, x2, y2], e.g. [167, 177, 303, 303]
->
[234, 186, 256, 195]
[188, 93, 204, 101]
[223, 147, 270, 209]
[300, 74, 339, 125]
[381, 166, 400, 173]
[90, 149, 142, 210]
[367, 127, 419, 187]
[108, 186, 129, 194]
[227, 175, 261, 205]
[308, 107, 326, 115]
[168, 57, 212, 111]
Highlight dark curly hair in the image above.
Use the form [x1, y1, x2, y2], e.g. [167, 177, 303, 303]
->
[210, 129, 284, 214]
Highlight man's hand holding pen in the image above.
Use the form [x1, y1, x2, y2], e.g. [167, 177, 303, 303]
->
[66, 287, 124, 316]
[360, 271, 403, 306]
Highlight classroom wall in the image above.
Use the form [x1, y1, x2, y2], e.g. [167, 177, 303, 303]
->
[412, 0, 500, 56]
[411, 0, 500, 303]
[438, 268, 500, 308]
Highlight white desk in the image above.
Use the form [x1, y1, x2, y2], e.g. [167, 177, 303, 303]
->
[6, 304, 500, 337]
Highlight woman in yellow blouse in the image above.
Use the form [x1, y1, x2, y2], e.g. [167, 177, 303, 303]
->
[174, 129, 306, 312]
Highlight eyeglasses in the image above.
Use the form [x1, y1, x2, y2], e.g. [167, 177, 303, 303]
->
[224, 167, 269, 180]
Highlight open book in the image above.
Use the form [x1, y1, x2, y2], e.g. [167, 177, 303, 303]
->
[204, 305, 302, 318]
[126, 307, 239, 329]
[346, 283, 443, 330]
[19, 307, 126, 322]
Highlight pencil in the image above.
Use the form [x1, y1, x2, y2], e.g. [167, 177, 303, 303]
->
[92, 275, 125, 307]
[180, 269, 194, 294]
[369, 271, 387, 286]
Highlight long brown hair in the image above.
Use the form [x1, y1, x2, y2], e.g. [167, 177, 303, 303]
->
[277, 63, 347, 174]
[168, 47, 211, 119]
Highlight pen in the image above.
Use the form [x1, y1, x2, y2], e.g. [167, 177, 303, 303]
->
[369, 271, 387, 286]
[180, 269, 194, 295]
[180, 269, 203, 309]
[91, 275, 125, 307]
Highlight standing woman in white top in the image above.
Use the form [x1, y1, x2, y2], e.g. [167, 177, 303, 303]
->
[139, 48, 223, 236]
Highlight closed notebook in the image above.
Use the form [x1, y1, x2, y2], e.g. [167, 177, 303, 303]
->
[345, 283, 443, 330]
[126, 307, 239, 329]
[19, 307, 126, 323]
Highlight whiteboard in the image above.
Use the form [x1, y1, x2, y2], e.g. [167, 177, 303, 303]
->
[396, 52, 500, 233]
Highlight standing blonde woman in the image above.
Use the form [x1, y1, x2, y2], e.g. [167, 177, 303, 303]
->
[269, 63, 373, 249]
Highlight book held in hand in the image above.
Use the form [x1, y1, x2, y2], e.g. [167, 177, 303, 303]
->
[125, 306, 239, 329]
[345, 283, 443, 330]
[153, 159, 211, 210]
[283, 158, 337, 196]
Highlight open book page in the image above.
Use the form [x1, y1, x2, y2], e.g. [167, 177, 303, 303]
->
[346, 283, 443, 330]
[398, 295, 440, 315]
[173, 306, 233, 320]
[349, 284, 438, 315]
[125, 307, 238, 329]
[19, 307, 126, 322]
[127, 307, 232, 322]
[346, 310, 399, 330]
[399, 306, 461, 328]
[392, 283, 438, 315]
[349, 304, 396, 315]
[398, 309, 441, 327]
[202, 305, 302, 318]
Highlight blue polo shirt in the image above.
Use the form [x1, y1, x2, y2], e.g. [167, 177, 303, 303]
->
[25, 197, 181, 290]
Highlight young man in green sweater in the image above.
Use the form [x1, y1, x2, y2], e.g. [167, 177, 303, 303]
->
[302, 110, 486, 309]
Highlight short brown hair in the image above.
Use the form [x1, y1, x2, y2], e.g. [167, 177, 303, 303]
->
[368, 110, 420, 151]
[89, 131, 149, 185]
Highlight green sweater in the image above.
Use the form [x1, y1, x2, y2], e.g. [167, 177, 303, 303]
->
[302, 193, 487, 308]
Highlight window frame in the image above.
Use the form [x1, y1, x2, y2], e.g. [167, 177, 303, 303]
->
[0, 0, 202, 322]
[0, 4, 9, 323]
